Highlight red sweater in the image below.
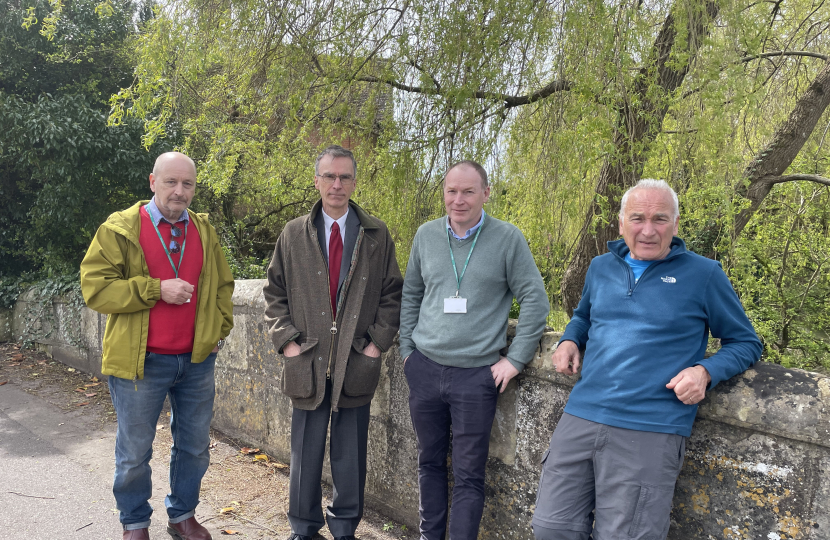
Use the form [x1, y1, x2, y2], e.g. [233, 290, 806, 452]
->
[139, 206, 204, 354]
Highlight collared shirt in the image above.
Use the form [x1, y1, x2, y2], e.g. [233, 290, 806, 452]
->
[446, 210, 485, 240]
[144, 197, 190, 226]
[322, 208, 349, 262]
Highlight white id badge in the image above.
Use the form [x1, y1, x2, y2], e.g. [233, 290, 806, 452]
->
[444, 297, 467, 313]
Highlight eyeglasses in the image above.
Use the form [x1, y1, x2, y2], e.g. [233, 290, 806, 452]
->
[169, 225, 182, 254]
[316, 173, 355, 186]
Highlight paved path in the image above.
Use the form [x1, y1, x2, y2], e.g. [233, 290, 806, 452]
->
[0, 381, 220, 540]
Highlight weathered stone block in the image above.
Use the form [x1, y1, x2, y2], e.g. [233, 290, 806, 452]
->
[673, 419, 828, 539]
[0, 307, 11, 341]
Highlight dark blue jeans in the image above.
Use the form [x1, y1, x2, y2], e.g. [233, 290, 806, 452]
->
[108, 352, 216, 530]
[404, 349, 499, 540]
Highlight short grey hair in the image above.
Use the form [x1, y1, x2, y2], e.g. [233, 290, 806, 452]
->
[619, 179, 679, 219]
[315, 145, 357, 177]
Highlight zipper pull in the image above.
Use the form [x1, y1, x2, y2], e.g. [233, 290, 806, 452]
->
[627, 289, 633, 296]
[331, 321, 337, 335]
[134, 376, 138, 391]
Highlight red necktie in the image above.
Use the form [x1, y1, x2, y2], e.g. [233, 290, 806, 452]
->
[329, 221, 343, 314]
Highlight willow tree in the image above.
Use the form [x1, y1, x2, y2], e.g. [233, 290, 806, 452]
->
[107, 0, 830, 362]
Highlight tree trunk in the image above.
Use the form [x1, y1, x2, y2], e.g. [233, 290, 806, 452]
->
[731, 59, 830, 239]
[561, 0, 719, 315]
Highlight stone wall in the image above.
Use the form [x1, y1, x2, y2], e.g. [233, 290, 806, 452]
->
[7, 289, 105, 377]
[5, 280, 829, 539]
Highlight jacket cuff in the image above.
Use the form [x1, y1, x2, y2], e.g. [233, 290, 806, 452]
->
[366, 329, 387, 352]
[149, 278, 162, 302]
[279, 333, 301, 354]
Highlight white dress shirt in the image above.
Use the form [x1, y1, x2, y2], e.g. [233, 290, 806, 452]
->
[322, 208, 349, 262]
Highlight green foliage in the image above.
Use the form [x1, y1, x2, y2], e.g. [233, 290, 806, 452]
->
[0, 0, 168, 275]
[0, 0, 139, 100]
[0, 274, 26, 309]
[111, 0, 830, 371]
[0, 92, 168, 274]
[730, 184, 830, 373]
[220, 243, 267, 280]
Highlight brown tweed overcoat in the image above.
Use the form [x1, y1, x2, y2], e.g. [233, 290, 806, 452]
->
[263, 200, 403, 411]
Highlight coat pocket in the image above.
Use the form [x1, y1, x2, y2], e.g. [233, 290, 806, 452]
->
[342, 343, 382, 397]
[281, 338, 318, 399]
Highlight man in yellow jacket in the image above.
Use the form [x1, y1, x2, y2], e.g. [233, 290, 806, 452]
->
[80, 152, 234, 540]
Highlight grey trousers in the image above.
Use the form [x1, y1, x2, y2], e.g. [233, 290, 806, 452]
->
[288, 380, 371, 537]
[532, 413, 686, 540]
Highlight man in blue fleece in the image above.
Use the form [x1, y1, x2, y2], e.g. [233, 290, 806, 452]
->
[532, 179, 762, 540]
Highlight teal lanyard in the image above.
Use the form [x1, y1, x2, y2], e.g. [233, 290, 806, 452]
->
[149, 209, 188, 278]
[446, 212, 485, 297]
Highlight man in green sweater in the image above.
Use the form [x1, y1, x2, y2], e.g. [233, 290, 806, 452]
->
[399, 160, 550, 540]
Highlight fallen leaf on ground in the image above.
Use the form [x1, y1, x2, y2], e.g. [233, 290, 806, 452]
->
[67, 368, 75, 372]
[12, 354, 23, 360]
[91, 376, 99, 382]
[239, 447, 259, 455]
[85, 382, 101, 387]
[85, 393, 97, 398]
[254, 454, 269, 462]
[30, 373, 38, 377]
[0, 381, 7, 386]
[75, 388, 86, 393]
[220, 530, 240, 535]
[268, 462, 288, 469]
[220, 507, 236, 514]
[77, 401, 89, 407]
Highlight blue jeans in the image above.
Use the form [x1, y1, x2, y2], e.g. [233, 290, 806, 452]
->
[108, 352, 216, 530]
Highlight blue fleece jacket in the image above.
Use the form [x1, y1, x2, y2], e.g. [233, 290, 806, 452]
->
[561, 238, 762, 437]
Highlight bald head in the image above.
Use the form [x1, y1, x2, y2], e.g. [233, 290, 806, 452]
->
[149, 152, 197, 222]
[153, 152, 196, 177]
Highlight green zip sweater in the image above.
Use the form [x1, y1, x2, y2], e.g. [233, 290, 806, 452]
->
[399, 215, 549, 371]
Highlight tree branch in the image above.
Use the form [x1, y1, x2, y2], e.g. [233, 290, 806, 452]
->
[741, 50, 830, 63]
[762, 173, 830, 187]
[682, 50, 829, 99]
[405, 58, 441, 93]
[355, 74, 572, 106]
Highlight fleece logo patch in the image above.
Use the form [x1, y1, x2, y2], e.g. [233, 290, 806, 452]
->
[661, 276, 677, 284]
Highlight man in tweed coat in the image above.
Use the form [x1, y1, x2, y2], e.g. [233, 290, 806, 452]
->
[263, 145, 403, 540]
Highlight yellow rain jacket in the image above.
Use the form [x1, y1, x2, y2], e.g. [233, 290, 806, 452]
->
[80, 201, 234, 380]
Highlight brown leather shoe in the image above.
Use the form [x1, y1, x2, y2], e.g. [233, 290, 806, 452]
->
[167, 516, 212, 540]
[123, 529, 150, 540]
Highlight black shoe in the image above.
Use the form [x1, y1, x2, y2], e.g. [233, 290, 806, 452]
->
[287, 534, 313, 540]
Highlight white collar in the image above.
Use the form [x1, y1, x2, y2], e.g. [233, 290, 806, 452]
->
[322, 208, 349, 233]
